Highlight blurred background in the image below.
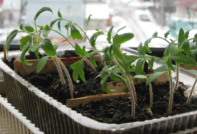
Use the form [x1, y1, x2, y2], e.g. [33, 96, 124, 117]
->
[0, 0, 196, 57]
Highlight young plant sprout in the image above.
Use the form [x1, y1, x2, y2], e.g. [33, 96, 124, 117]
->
[6, 7, 75, 98]
[146, 29, 196, 114]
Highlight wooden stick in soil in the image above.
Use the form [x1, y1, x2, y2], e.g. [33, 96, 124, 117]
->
[3, 45, 7, 61]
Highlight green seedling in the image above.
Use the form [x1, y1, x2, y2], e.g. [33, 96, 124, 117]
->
[146, 29, 196, 114]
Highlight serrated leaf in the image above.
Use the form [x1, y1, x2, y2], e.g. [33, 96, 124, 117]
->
[164, 30, 170, 38]
[113, 33, 134, 46]
[90, 53, 97, 67]
[20, 43, 32, 66]
[6, 29, 18, 52]
[70, 60, 86, 82]
[75, 43, 87, 56]
[20, 35, 31, 51]
[50, 18, 61, 28]
[58, 10, 62, 18]
[40, 38, 56, 56]
[154, 64, 167, 73]
[20, 23, 23, 30]
[87, 14, 92, 27]
[184, 30, 190, 39]
[146, 72, 164, 85]
[34, 7, 53, 20]
[135, 59, 145, 75]
[42, 25, 51, 37]
[90, 31, 104, 47]
[70, 25, 83, 40]
[115, 26, 126, 34]
[29, 45, 39, 52]
[163, 43, 174, 57]
[58, 21, 61, 31]
[107, 26, 113, 44]
[170, 52, 196, 66]
[123, 55, 139, 72]
[178, 28, 185, 48]
[181, 40, 190, 56]
[112, 45, 124, 61]
[25, 26, 34, 32]
[166, 58, 174, 72]
[137, 43, 146, 55]
[37, 56, 49, 73]
[152, 32, 158, 38]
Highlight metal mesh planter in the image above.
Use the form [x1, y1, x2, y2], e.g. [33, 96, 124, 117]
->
[1, 49, 197, 134]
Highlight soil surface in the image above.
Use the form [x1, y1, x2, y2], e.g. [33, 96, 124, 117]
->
[72, 82, 197, 124]
[23, 64, 105, 104]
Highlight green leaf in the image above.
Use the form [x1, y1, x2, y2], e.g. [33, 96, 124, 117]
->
[25, 26, 34, 32]
[170, 52, 196, 66]
[20, 35, 31, 51]
[178, 28, 185, 48]
[148, 57, 154, 70]
[152, 32, 158, 38]
[181, 40, 190, 56]
[109, 71, 120, 81]
[75, 43, 87, 56]
[70, 25, 83, 40]
[135, 59, 145, 75]
[123, 55, 139, 72]
[189, 69, 197, 75]
[6, 29, 18, 52]
[112, 45, 124, 61]
[184, 30, 190, 39]
[146, 72, 164, 85]
[29, 45, 39, 52]
[193, 34, 197, 46]
[145, 42, 152, 54]
[50, 18, 61, 28]
[191, 49, 197, 60]
[33, 36, 38, 45]
[113, 33, 134, 46]
[95, 28, 99, 32]
[34, 49, 40, 59]
[42, 25, 51, 37]
[101, 76, 113, 93]
[40, 38, 56, 56]
[102, 46, 109, 53]
[115, 26, 126, 34]
[34, 7, 53, 20]
[137, 43, 146, 55]
[65, 21, 71, 30]
[20, 23, 23, 30]
[53, 44, 58, 51]
[58, 10, 62, 18]
[163, 43, 174, 57]
[107, 26, 113, 44]
[154, 64, 167, 73]
[90, 31, 104, 47]
[58, 21, 61, 31]
[166, 58, 174, 72]
[70, 60, 86, 82]
[20, 44, 32, 66]
[103, 53, 112, 63]
[164, 30, 170, 38]
[37, 56, 49, 73]
[90, 53, 97, 67]
[87, 14, 92, 27]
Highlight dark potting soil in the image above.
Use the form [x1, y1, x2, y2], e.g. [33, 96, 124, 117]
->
[23, 64, 105, 104]
[72, 82, 197, 124]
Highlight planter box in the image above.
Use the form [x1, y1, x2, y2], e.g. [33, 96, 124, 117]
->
[1, 49, 197, 134]
[0, 94, 43, 134]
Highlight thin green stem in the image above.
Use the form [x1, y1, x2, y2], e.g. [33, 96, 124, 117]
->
[54, 56, 74, 99]
[34, 20, 39, 37]
[112, 58, 136, 118]
[156, 37, 170, 44]
[174, 64, 180, 91]
[187, 76, 197, 104]
[149, 83, 153, 108]
[167, 67, 174, 115]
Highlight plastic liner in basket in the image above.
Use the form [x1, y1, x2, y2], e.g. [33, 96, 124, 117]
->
[1, 50, 197, 134]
